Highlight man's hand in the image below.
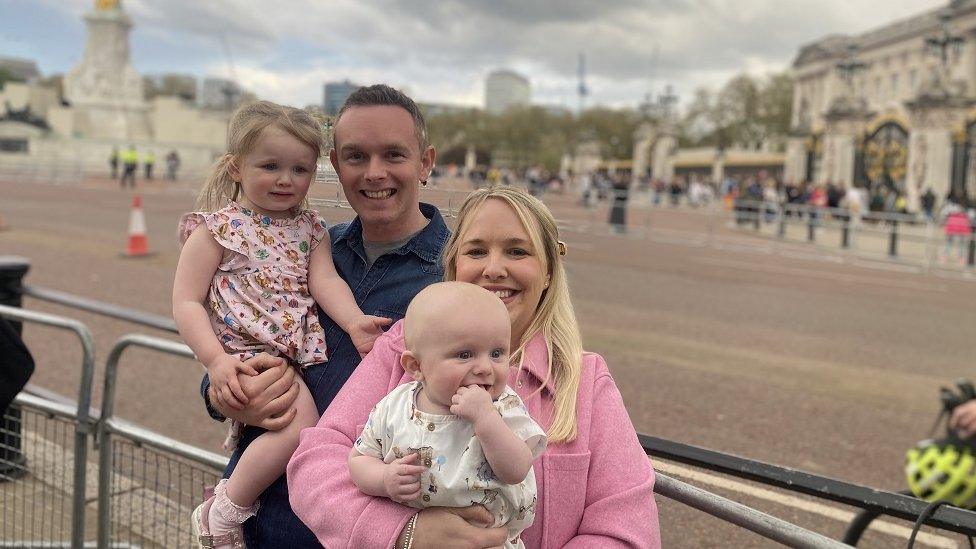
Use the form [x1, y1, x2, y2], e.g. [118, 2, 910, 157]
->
[950, 400, 976, 439]
[208, 355, 300, 430]
[347, 315, 392, 357]
[205, 354, 259, 410]
[450, 385, 495, 425]
[383, 453, 424, 503]
[404, 506, 507, 549]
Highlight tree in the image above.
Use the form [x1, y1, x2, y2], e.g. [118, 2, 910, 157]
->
[0, 68, 25, 91]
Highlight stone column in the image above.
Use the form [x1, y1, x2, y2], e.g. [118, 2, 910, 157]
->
[784, 136, 809, 184]
[822, 107, 872, 188]
[906, 96, 973, 211]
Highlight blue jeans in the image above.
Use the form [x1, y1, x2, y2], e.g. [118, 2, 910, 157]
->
[225, 359, 360, 548]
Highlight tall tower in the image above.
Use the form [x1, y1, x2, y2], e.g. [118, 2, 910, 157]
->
[63, 0, 151, 140]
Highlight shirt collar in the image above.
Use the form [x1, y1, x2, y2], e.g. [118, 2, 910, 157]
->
[334, 202, 449, 264]
[517, 332, 558, 395]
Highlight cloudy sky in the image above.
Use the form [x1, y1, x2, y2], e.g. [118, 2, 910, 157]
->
[1, 0, 949, 111]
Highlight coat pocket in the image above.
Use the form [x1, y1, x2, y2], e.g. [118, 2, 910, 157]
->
[542, 451, 590, 547]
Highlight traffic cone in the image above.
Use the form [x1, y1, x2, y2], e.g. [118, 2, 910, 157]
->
[121, 194, 153, 258]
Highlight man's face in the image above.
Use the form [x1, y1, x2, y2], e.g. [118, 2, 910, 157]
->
[330, 105, 434, 238]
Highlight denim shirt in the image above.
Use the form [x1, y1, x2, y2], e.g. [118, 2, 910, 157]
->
[201, 202, 449, 547]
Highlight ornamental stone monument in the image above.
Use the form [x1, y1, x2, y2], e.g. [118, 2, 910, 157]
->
[63, 0, 151, 140]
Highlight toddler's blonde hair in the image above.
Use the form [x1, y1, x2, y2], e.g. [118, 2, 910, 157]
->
[197, 100, 324, 212]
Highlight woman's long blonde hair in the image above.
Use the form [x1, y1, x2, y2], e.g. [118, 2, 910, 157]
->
[197, 100, 324, 212]
[443, 186, 583, 443]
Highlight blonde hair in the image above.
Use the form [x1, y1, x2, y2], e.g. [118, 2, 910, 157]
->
[197, 100, 324, 212]
[443, 186, 583, 443]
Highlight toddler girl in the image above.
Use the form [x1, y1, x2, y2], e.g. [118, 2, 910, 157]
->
[348, 282, 546, 549]
[173, 100, 388, 548]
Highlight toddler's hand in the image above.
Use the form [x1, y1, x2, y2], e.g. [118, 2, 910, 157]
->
[348, 315, 393, 357]
[206, 353, 259, 410]
[450, 385, 495, 424]
[384, 453, 424, 503]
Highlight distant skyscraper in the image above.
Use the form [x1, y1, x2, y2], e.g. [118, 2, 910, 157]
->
[485, 70, 530, 114]
[324, 80, 359, 115]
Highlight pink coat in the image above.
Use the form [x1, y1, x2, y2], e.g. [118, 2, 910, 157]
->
[287, 321, 661, 548]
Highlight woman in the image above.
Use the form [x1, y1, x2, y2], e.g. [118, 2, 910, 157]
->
[287, 186, 661, 548]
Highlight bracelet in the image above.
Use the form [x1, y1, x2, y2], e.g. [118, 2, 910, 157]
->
[403, 513, 418, 549]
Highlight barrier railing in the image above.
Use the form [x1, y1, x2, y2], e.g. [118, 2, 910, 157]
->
[0, 304, 96, 549]
[96, 334, 225, 548]
[8, 275, 976, 546]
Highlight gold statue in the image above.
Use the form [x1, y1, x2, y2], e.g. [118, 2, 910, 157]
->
[95, 0, 119, 10]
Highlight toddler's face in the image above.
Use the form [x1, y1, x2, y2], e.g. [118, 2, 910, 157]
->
[231, 124, 317, 218]
[413, 307, 511, 409]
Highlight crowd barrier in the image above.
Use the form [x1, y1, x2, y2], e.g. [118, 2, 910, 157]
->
[3, 258, 976, 547]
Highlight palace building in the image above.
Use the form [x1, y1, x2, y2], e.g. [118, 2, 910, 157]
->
[785, 0, 976, 211]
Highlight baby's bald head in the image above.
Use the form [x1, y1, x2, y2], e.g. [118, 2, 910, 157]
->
[404, 282, 510, 354]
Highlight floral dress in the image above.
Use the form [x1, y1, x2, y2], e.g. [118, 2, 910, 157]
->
[178, 201, 330, 367]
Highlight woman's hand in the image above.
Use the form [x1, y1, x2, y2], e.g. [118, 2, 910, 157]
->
[950, 400, 976, 439]
[347, 315, 393, 357]
[402, 506, 508, 549]
[206, 353, 259, 410]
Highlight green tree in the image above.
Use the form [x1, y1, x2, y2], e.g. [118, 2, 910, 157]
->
[0, 68, 25, 91]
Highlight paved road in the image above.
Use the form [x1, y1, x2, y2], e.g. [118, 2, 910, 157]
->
[3, 178, 975, 547]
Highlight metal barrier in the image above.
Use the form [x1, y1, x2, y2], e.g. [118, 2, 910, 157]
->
[0, 304, 96, 549]
[96, 334, 225, 549]
[9, 279, 976, 546]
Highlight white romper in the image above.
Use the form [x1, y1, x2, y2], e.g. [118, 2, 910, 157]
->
[355, 381, 547, 548]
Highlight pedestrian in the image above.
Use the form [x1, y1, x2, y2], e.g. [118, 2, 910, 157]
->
[175, 100, 391, 546]
[922, 188, 936, 222]
[120, 145, 137, 188]
[143, 150, 155, 180]
[166, 150, 181, 181]
[940, 200, 971, 265]
[109, 147, 119, 179]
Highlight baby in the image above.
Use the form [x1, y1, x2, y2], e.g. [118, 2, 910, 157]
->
[348, 282, 547, 548]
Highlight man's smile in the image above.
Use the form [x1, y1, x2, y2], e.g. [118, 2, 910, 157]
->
[362, 189, 396, 199]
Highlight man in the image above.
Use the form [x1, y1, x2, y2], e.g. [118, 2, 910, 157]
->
[200, 85, 450, 546]
[120, 145, 138, 188]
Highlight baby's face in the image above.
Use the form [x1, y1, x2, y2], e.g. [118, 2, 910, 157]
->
[414, 308, 511, 408]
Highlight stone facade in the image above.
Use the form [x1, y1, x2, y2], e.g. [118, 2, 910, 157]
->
[788, 0, 976, 210]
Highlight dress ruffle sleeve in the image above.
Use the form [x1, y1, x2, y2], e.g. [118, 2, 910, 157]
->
[177, 211, 249, 271]
[305, 209, 330, 250]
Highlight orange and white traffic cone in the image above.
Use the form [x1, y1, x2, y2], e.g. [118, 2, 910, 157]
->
[121, 194, 153, 258]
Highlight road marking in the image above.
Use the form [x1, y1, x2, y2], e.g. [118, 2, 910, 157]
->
[693, 256, 948, 293]
[655, 460, 958, 548]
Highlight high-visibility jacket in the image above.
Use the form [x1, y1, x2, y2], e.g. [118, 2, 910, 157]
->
[121, 149, 138, 166]
[143, 152, 155, 164]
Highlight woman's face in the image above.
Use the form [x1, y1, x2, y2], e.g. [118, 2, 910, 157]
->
[453, 198, 549, 345]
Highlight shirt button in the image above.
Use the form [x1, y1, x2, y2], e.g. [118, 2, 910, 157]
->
[427, 423, 435, 431]
[424, 458, 432, 467]
[422, 494, 431, 502]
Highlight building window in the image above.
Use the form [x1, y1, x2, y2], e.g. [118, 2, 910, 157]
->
[891, 74, 899, 97]
[875, 77, 883, 100]
[0, 138, 28, 153]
